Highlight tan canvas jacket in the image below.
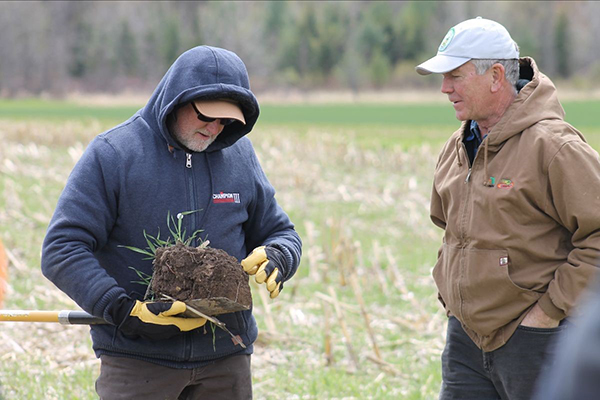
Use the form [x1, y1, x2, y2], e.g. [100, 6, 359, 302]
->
[431, 57, 600, 351]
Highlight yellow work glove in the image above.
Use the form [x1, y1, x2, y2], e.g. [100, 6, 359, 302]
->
[241, 245, 287, 298]
[112, 298, 206, 340]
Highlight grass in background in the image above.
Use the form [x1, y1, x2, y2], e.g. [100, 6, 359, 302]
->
[0, 98, 141, 123]
[1, 97, 599, 399]
[2, 97, 598, 127]
[2, 97, 598, 148]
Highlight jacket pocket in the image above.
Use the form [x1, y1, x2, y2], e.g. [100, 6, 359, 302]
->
[461, 248, 541, 336]
[432, 244, 461, 316]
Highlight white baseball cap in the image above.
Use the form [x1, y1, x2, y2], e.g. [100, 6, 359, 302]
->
[416, 17, 519, 75]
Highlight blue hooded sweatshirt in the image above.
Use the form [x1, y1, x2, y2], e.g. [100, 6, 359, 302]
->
[41, 46, 302, 367]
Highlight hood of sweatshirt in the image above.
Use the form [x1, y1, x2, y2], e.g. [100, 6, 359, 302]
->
[139, 45, 260, 153]
[487, 57, 565, 148]
[454, 57, 570, 184]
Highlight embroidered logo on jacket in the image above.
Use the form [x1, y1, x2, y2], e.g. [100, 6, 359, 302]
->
[213, 192, 240, 204]
[486, 177, 514, 189]
[496, 179, 514, 189]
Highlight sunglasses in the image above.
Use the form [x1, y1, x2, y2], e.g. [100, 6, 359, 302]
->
[190, 102, 235, 126]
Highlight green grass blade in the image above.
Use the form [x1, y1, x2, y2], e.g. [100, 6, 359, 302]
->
[143, 230, 157, 254]
[127, 266, 152, 286]
[118, 245, 155, 258]
[167, 212, 179, 241]
[180, 209, 202, 216]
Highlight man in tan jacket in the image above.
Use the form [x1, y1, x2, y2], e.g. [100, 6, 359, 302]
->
[416, 17, 600, 400]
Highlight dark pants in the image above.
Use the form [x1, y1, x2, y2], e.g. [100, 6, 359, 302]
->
[440, 316, 566, 400]
[96, 354, 252, 400]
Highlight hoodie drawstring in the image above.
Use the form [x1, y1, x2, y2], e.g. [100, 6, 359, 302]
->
[455, 137, 463, 167]
[482, 139, 493, 187]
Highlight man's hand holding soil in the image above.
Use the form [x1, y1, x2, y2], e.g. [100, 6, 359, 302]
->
[110, 297, 207, 341]
[242, 245, 288, 298]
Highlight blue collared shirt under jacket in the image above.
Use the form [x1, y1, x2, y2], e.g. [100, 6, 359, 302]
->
[463, 120, 485, 165]
[41, 46, 302, 367]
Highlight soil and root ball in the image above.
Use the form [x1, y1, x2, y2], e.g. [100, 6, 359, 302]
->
[150, 242, 252, 315]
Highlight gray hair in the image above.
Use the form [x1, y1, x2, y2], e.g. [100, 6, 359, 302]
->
[471, 58, 520, 89]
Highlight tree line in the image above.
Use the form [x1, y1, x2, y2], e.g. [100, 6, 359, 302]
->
[1, 1, 599, 97]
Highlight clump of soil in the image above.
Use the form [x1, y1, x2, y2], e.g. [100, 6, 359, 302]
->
[151, 242, 252, 315]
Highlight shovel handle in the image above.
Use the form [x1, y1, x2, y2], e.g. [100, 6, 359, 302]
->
[0, 310, 107, 325]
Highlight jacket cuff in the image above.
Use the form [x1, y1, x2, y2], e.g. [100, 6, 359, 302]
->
[538, 292, 566, 321]
[94, 286, 129, 325]
[266, 243, 293, 280]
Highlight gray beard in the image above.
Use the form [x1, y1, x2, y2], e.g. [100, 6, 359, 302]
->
[167, 118, 216, 153]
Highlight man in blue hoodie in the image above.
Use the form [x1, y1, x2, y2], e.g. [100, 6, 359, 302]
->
[41, 46, 302, 399]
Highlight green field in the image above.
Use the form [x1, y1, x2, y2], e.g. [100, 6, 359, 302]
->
[2, 97, 598, 148]
[2, 97, 598, 127]
[0, 98, 599, 399]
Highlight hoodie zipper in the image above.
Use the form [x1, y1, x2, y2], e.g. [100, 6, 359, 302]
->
[185, 152, 197, 241]
[184, 151, 197, 361]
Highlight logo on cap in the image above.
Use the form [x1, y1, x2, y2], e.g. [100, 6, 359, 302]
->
[438, 28, 455, 52]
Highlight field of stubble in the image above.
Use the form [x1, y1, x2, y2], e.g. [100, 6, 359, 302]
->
[3, 95, 596, 399]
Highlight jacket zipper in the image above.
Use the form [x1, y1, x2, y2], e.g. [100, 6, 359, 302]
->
[463, 135, 488, 185]
[185, 153, 197, 234]
[184, 152, 196, 360]
[458, 143, 472, 323]
[459, 142, 473, 245]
